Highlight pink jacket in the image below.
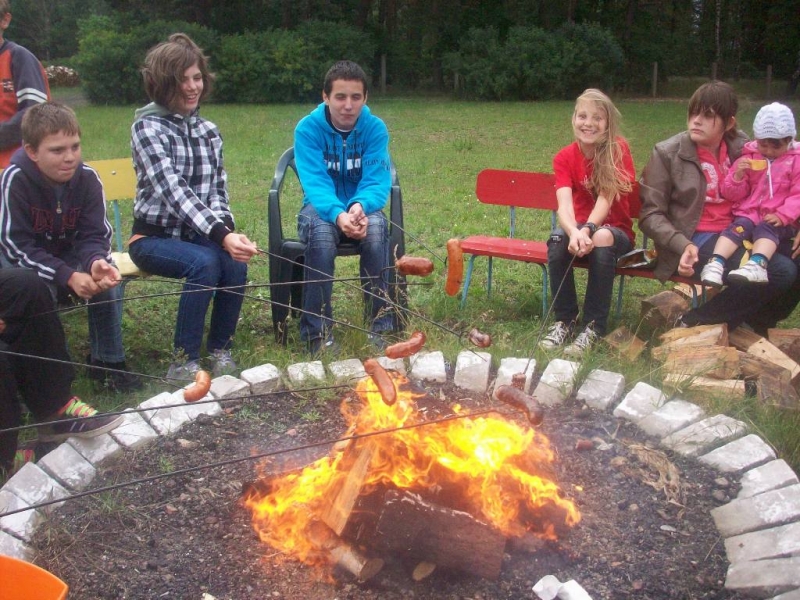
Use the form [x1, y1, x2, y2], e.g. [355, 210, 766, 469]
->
[721, 140, 800, 226]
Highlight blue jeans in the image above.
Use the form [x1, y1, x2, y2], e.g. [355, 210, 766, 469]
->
[129, 235, 248, 360]
[546, 226, 632, 336]
[0, 254, 125, 363]
[682, 233, 797, 330]
[297, 204, 393, 342]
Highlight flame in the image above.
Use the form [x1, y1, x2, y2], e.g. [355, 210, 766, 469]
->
[245, 371, 580, 566]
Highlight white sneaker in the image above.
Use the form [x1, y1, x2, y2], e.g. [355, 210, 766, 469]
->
[700, 260, 724, 288]
[728, 260, 768, 285]
[539, 321, 574, 351]
[210, 349, 237, 377]
[564, 325, 598, 358]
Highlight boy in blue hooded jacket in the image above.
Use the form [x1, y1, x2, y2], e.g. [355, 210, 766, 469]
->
[294, 60, 394, 356]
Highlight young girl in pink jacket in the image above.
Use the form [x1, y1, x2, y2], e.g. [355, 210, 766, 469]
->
[701, 102, 800, 286]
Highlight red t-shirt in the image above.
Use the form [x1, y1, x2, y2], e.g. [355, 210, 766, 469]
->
[695, 144, 733, 233]
[552, 139, 635, 244]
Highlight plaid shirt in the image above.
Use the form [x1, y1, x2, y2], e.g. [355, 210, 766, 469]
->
[131, 111, 234, 243]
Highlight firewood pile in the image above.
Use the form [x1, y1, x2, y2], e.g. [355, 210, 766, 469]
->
[606, 286, 800, 411]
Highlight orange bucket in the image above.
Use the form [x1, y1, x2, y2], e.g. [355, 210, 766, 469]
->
[0, 555, 68, 599]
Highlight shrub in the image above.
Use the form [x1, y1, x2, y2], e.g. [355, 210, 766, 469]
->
[447, 24, 624, 100]
[76, 17, 218, 105]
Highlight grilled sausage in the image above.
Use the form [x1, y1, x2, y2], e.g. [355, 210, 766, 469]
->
[385, 331, 426, 359]
[396, 256, 435, 277]
[444, 238, 464, 296]
[183, 370, 212, 402]
[363, 358, 397, 406]
[468, 328, 492, 348]
[495, 384, 544, 425]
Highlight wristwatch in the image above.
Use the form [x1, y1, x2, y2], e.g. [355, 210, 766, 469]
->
[581, 222, 597, 235]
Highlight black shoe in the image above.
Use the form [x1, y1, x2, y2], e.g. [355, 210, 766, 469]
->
[39, 396, 125, 442]
[87, 356, 143, 392]
[367, 333, 388, 353]
[308, 337, 341, 359]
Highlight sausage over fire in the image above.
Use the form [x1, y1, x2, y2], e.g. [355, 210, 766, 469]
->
[444, 238, 463, 297]
[183, 370, 212, 402]
[385, 331, 426, 359]
[363, 358, 397, 406]
[396, 256, 435, 277]
[468, 328, 492, 348]
[495, 384, 544, 425]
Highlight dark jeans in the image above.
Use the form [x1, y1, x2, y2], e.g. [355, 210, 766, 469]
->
[1, 269, 74, 472]
[129, 235, 248, 360]
[682, 234, 797, 331]
[297, 204, 393, 342]
[546, 226, 632, 336]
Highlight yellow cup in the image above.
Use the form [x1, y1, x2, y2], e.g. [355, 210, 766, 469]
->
[750, 159, 767, 171]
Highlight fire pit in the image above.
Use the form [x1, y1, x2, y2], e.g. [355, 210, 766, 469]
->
[31, 370, 736, 599]
[244, 371, 579, 582]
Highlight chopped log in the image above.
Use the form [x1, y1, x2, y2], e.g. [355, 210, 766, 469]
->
[640, 290, 689, 331]
[730, 327, 800, 390]
[661, 345, 739, 379]
[319, 440, 377, 536]
[373, 489, 506, 580]
[663, 373, 746, 399]
[672, 282, 720, 302]
[604, 326, 647, 361]
[308, 521, 384, 581]
[757, 369, 800, 411]
[767, 329, 800, 365]
[653, 323, 729, 361]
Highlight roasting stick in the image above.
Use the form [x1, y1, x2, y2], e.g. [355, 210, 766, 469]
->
[0, 405, 518, 519]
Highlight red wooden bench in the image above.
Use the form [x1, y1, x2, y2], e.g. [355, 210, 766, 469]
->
[460, 168, 702, 316]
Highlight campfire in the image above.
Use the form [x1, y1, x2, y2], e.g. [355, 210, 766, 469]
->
[244, 370, 580, 582]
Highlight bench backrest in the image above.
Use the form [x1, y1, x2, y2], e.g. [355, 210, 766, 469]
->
[86, 158, 137, 253]
[476, 169, 558, 210]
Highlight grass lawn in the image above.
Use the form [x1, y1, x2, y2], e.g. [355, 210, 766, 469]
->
[50, 86, 800, 470]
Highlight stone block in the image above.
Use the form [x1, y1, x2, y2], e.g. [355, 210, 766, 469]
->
[493, 357, 536, 398]
[738, 460, 800, 499]
[699, 434, 776, 473]
[661, 413, 748, 457]
[110, 409, 160, 449]
[576, 369, 625, 411]
[36, 443, 96, 491]
[66, 434, 122, 466]
[287, 360, 326, 385]
[240, 363, 284, 396]
[636, 399, 705, 438]
[712, 483, 800, 537]
[0, 530, 33, 560]
[770, 590, 800, 600]
[2, 463, 68, 514]
[0, 490, 43, 542]
[377, 356, 406, 375]
[409, 351, 447, 383]
[613, 381, 666, 422]
[532, 359, 578, 407]
[724, 521, 800, 563]
[138, 391, 192, 436]
[176, 390, 223, 420]
[209, 375, 250, 400]
[328, 359, 366, 383]
[453, 350, 492, 394]
[725, 557, 800, 598]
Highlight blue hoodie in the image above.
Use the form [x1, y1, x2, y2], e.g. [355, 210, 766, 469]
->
[294, 103, 391, 224]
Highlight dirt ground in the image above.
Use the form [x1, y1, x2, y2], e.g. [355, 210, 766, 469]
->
[33, 379, 744, 600]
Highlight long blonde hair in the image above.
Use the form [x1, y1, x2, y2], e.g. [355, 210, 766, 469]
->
[574, 88, 632, 202]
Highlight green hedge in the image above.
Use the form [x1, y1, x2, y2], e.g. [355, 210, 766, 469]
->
[446, 24, 624, 100]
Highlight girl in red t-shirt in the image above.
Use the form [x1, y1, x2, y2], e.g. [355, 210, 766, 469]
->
[540, 89, 636, 356]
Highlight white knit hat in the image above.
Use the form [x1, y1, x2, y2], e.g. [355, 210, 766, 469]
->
[753, 102, 796, 140]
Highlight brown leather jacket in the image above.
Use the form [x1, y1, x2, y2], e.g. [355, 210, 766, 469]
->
[639, 130, 748, 282]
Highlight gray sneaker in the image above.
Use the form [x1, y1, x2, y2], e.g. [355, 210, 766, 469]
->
[564, 325, 599, 358]
[210, 349, 237, 377]
[538, 321, 574, 351]
[166, 359, 202, 382]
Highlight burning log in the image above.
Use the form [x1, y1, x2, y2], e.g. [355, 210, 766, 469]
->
[320, 440, 378, 536]
[308, 521, 384, 582]
[373, 489, 507, 580]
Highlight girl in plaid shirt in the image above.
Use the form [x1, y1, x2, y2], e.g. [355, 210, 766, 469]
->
[129, 33, 258, 381]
